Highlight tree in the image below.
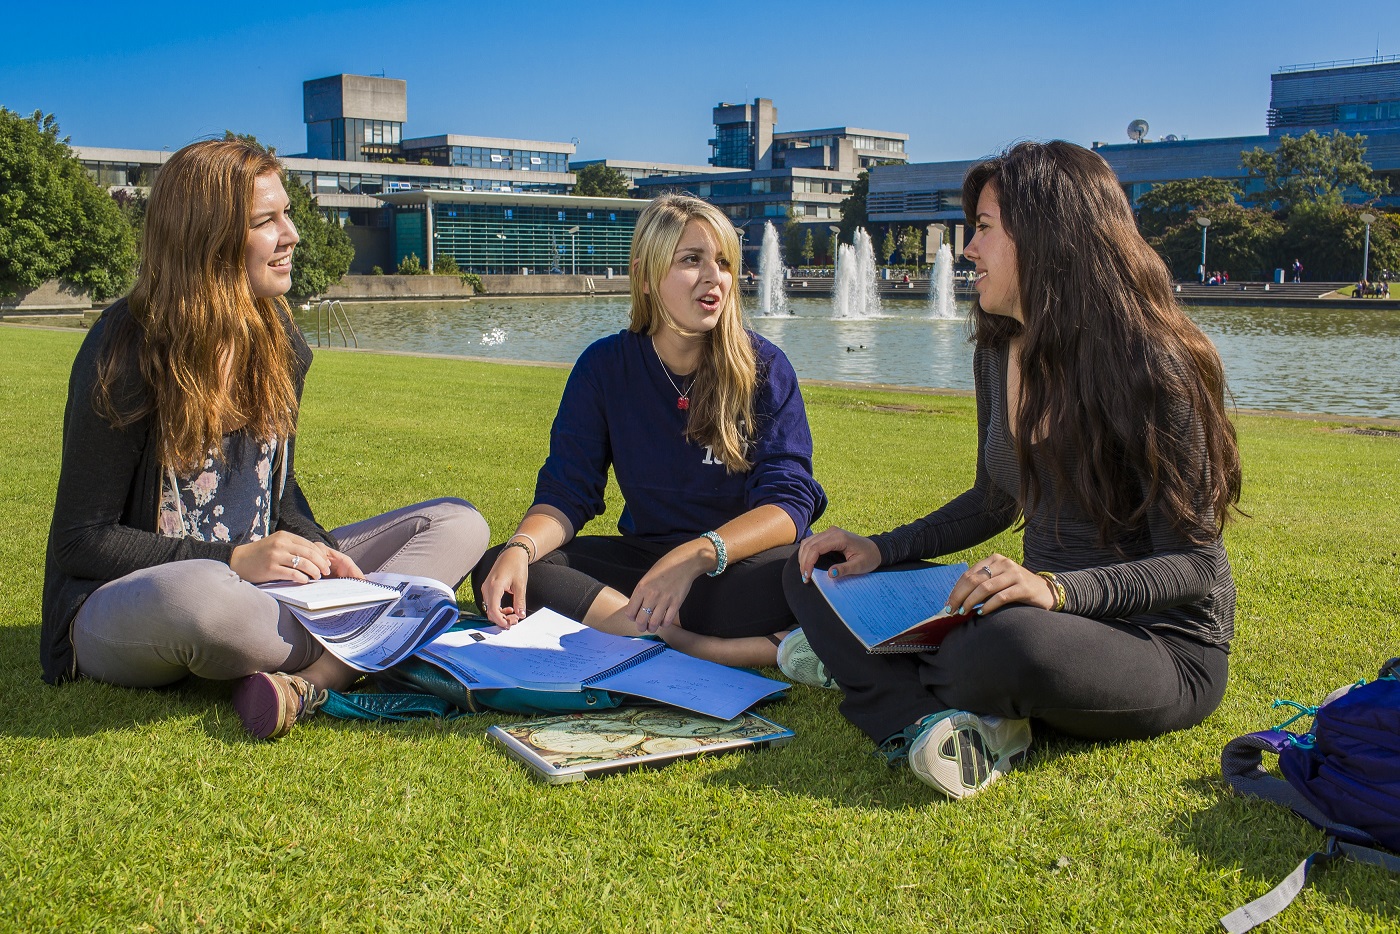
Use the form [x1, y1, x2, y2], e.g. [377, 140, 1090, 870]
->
[880, 229, 897, 265]
[782, 213, 804, 263]
[1148, 202, 1285, 280]
[0, 108, 137, 300]
[899, 226, 923, 269]
[1278, 203, 1400, 281]
[800, 229, 815, 265]
[836, 170, 870, 242]
[222, 132, 354, 300]
[573, 163, 630, 198]
[1241, 130, 1390, 211]
[435, 253, 460, 276]
[396, 252, 425, 275]
[1136, 178, 1242, 238]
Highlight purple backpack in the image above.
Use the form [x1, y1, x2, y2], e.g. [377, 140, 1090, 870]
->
[1219, 657, 1400, 932]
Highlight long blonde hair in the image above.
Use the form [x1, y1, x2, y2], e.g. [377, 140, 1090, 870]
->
[94, 140, 299, 473]
[629, 194, 757, 472]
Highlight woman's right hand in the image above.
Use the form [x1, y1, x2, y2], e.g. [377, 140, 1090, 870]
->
[230, 531, 332, 584]
[480, 546, 530, 629]
[796, 526, 881, 583]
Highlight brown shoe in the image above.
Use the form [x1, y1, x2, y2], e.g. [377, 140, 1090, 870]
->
[232, 672, 325, 739]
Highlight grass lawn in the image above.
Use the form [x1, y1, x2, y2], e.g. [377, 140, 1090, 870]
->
[1, 324, 1397, 933]
[1337, 283, 1398, 299]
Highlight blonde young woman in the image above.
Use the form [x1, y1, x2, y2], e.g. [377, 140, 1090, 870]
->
[474, 193, 826, 666]
[42, 140, 489, 738]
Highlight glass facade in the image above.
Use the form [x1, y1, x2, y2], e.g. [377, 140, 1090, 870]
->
[84, 161, 153, 187]
[391, 201, 643, 274]
[289, 169, 566, 196]
[405, 145, 569, 172]
[711, 125, 753, 168]
[324, 118, 403, 161]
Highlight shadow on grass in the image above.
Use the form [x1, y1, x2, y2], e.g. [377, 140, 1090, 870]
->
[1171, 775, 1399, 923]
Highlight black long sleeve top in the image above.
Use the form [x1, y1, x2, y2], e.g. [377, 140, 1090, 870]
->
[870, 343, 1235, 647]
[40, 300, 335, 684]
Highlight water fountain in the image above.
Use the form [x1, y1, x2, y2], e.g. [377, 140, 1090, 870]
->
[755, 221, 789, 317]
[929, 243, 958, 319]
[832, 228, 881, 318]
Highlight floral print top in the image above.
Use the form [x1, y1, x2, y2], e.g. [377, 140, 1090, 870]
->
[158, 433, 279, 544]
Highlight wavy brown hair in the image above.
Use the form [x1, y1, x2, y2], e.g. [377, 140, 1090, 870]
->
[629, 193, 757, 472]
[962, 140, 1242, 546]
[93, 140, 299, 472]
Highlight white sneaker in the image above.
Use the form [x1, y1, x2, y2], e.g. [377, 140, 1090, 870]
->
[776, 629, 837, 690]
[907, 710, 1031, 799]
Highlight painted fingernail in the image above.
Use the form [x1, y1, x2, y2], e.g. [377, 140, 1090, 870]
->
[940, 605, 951, 616]
[829, 568, 839, 578]
[976, 608, 984, 615]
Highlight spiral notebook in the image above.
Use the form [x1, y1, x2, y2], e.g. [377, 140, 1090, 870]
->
[488, 707, 795, 784]
[417, 609, 788, 720]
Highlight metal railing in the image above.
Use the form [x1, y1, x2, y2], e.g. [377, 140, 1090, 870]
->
[313, 299, 359, 348]
[1277, 54, 1400, 74]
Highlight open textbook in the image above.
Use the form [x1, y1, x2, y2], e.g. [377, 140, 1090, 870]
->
[417, 609, 788, 721]
[814, 562, 974, 653]
[261, 573, 458, 672]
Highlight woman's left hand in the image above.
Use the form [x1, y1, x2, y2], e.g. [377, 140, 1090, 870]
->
[623, 540, 712, 633]
[322, 546, 365, 580]
[946, 553, 1056, 617]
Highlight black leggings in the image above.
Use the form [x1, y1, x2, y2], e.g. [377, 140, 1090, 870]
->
[782, 554, 1229, 744]
[471, 536, 799, 638]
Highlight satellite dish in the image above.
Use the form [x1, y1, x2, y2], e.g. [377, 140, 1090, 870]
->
[1127, 119, 1150, 142]
[1163, 133, 1180, 142]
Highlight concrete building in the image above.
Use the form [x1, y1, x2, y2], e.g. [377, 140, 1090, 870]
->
[869, 55, 1400, 245]
[567, 159, 730, 188]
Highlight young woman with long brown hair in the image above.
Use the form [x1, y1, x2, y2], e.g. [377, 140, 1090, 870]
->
[474, 193, 826, 666]
[42, 139, 489, 738]
[782, 140, 1242, 798]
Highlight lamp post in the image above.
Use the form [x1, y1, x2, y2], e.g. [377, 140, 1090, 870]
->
[495, 232, 506, 276]
[734, 226, 747, 280]
[1196, 216, 1211, 283]
[1360, 212, 1377, 284]
[565, 225, 580, 275]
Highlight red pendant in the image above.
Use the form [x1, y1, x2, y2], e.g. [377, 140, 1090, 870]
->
[677, 397, 690, 411]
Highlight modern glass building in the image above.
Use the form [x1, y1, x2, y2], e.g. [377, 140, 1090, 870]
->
[376, 190, 646, 275]
[303, 75, 408, 163]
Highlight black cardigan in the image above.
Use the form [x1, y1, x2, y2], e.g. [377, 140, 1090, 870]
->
[40, 299, 336, 684]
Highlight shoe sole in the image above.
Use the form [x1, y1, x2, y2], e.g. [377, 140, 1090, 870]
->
[232, 673, 291, 739]
[776, 632, 836, 689]
[910, 713, 1029, 799]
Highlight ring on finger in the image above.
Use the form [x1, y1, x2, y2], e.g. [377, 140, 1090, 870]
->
[642, 607, 654, 615]
[979, 564, 993, 579]
[291, 555, 301, 570]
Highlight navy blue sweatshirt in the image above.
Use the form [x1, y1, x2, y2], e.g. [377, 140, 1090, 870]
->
[534, 329, 827, 545]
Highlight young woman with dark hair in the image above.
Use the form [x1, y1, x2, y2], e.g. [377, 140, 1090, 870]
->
[42, 139, 489, 738]
[473, 193, 826, 667]
[781, 140, 1242, 798]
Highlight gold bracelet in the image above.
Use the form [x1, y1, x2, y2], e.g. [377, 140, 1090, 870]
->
[1036, 570, 1067, 612]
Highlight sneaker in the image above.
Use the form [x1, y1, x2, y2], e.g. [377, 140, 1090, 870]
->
[232, 672, 325, 740]
[776, 629, 837, 690]
[907, 710, 1031, 799]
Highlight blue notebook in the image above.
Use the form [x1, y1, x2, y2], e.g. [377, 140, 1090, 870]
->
[813, 563, 974, 653]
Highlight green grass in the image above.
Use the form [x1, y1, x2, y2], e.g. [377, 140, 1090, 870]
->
[2, 325, 1398, 933]
[1337, 283, 1398, 299]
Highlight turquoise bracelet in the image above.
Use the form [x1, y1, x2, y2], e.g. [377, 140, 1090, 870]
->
[701, 531, 728, 577]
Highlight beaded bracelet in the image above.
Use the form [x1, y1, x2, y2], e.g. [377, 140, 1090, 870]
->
[503, 539, 533, 562]
[1036, 570, 1067, 612]
[701, 531, 728, 577]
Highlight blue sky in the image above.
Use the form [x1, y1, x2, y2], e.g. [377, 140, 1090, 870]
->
[5, 1, 1400, 165]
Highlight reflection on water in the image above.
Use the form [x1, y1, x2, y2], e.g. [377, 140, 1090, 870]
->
[296, 296, 1400, 418]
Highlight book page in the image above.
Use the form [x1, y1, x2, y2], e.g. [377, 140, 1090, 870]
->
[813, 564, 967, 650]
[259, 577, 397, 610]
[418, 630, 516, 690]
[593, 649, 788, 721]
[439, 609, 659, 690]
[287, 571, 459, 671]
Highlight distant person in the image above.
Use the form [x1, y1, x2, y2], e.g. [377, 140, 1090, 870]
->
[474, 193, 826, 668]
[1293, 258, 1304, 283]
[42, 140, 489, 739]
[780, 141, 1241, 799]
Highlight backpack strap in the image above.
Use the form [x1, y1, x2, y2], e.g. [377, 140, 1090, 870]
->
[1219, 730, 1399, 932]
[320, 689, 461, 722]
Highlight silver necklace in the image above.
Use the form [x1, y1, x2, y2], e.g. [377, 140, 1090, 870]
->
[653, 338, 694, 411]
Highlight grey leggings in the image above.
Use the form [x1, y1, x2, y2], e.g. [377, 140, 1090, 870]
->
[72, 498, 489, 687]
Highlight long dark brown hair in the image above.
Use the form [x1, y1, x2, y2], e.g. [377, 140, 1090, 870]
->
[962, 140, 1241, 545]
[93, 140, 299, 472]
